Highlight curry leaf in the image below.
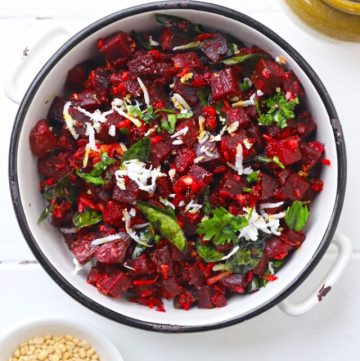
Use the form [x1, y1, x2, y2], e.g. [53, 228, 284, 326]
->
[197, 207, 248, 245]
[138, 202, 187, 251]
[196, 242, 225, 262]
[73, 209, 103, 229]
[38, 206, 51, 224]
[285, 201, 309, 231]
[121, 137, 150, 164]
[222, 53, 261, 66]
[131, 31, 154, 50]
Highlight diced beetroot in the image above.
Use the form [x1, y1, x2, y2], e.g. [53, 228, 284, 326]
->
[126, 254, 155, 276]
[146, 82, 172, 108]
[174, 147, 196, 173]
[225, 108, 250, 127]
[124, 78, 141, 97]
[197, 285, 214, 309]
[179, 211, 202, 236]
[156, 176, 173, 198]
[208, 192, 226, 208]
[51, 200, 74, 227]
[211, 289, 227, 308]
[66, 62, 90, 91]
[150, 246, 174, 277]
[275, 136, 302, 166]
[175, 119, 199, 147]
[195, 140, 225, 171]
[175, 290, 196, 310]
[261, 174, 279, 201]
[155, 62, 177, 81]
[88, 264, 132, 297]
[38, 152, 72, 182]
[112, 178, 139, 204]
[220, 130, 248, 161]
[173, 78, 198, 105]
[188, 164, 213, 190]
[279, 229, 306, 248]
[95, 238, 130, 264]
[173, 52, 202, 69]
[97, 32, 135, 66]
[301, 141, 324, 170]
[103, 200, 124, 227]
[68, 233, 97, 265]
[276, 168, 292, 186]
[85, 68, 110, 101]
[219, 171, 244, 199]
[283, 70, 304, 99]
[200, 33, 228, 63]
[29, 119, 58, 157]
[211, 68, 237, 100]
[220, 274, 247, 293]
[287, 112, 317, 139]
[252, 59, 284, 94]
[128, 53, 157, 76]
[159, 28, 187, 51]
[161, 278, 183, 299]
[252, 254, 269, 277]
[150, 132, 172, 167]
[187, 263, 206, 288]
[47, 97, 66, 126]
[96, 112, 122, 143]
[265, 238, 293, 260]
[277, 173, 309, 201]
[70, 90, 101, 111]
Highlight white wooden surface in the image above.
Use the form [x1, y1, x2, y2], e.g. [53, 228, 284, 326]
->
[1, 0, 359, 359]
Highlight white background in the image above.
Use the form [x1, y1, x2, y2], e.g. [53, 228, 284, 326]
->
[0, 0, 359, 360]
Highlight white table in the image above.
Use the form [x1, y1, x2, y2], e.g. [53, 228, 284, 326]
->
[1, 0, 359, 360]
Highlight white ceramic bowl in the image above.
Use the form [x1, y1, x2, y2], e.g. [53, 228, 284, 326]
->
[8, 1, 347, 332]
[0, 319, 123, 361]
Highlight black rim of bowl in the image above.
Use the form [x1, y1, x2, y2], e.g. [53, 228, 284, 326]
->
[8, 0, 347, 333]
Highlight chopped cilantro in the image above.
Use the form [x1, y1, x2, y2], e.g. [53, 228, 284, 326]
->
[246, 170, 260, 183]
[285, 201, 309, 231]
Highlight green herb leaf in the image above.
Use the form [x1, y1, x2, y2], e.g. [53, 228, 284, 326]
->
[127, 105, 143, 119]
[222, 53, 261, 66]
[197, 207, 248, 245]
[196, 242, 225, 262]
[198, 88, 210, 106]
[77, 152, 116, 185]
[138, 202, 187, 251]
[38, 206, 51, 224]
[257, 92, 299, 129]
[242, 187, 252, 193]
[249, 155, 285, 169]
[272, 156, 285, 169]
[143, 106, 155, 124]
[161, 114, 177, 134]
[173, 41, 202, 51]
[285, 201, 309, 231]
[246, 170, 260, 183]
[176, 111, 193, 119]
[131, 31, 154, 50]
[73, 209, 103, 229]
[154, 108, 176, 114]
[132, 224, 155, 259]
[121, 137, 150, 164]
[214, 240, 265, 274]
[239, 78, 252, 91]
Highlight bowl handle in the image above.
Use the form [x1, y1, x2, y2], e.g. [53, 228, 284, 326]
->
[278, 232, 352, 316]
[4, 26, 72, 104]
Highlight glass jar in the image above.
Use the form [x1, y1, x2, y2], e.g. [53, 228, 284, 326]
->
[284, 0, 360, 42]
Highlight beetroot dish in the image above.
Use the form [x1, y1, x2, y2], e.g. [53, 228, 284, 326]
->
[29, 14, 329, 311]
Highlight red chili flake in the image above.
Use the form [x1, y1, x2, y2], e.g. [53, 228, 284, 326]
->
[311, 179, 324, 192]
[247, 271, 253, 283]
[117, 119, 132, 129]
[322, 158, 331, 166]
[155, 100, 164, 109]
[45, 178, 55, 186]
[150, 135, 163, 145]
[263, 274, 278, 282]
[132, 275, 159, 286]
[148, 49, 161, 59]
[160, 264, 169, 280]
[195, 33, 213, 41]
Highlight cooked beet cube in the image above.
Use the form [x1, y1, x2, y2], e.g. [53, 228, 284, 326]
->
[85, 68, 110, 100]
[220, 130, 248, 161]
[283, 70, 304, 99]
[126, 254, 155, 276]
[161, 278, 183, 299]
[97, 32, 135, 66]
[173, 78, 198, 105]
[30, 119, 58, 157]
[211, 68, 237, 100]
[301, 141, 324, 170]
[195, 140, 224, 171]
[175, 119, 199, 147]
[173, 51, 202, 69]
[197, 285, 214, 309]
[276, 168, 292, 186]
[265, 238, 293, 260]
[261, 173, 279, 201]
[179, 211, 202, 236]
[219, 171, 244, 199]
[275, 136, 302, 166]
[252, 59, 284, 94]
[38, 152, 73, 182]
[150, 246, 174, 277]
[88, 265, 132, 298]
[147, 82, 172, 108]
[124, 78, 141, 97]
[70, 90, 101, 111]
[150, 132, 172, 167]
[69, 234, 96, 265]
[156, 176, 173, 198]
[188, 164, 213, 188]
[47, 97, 66, 126]
[174, 147, 196, 173]
[220, 274, 247, 293]
[225, 108, 250, 127]
[287, 113, 317, 139]
[200, 33, 228, 63]
[103, 201, 124, 227]
[159, 28, 187, 51]
[277, 173, 309, 201]
[128, 53, 157, 76]
[279, 229, 306, 248]
[95, 238, 130, 264]
[252, 254, 269, 277]
[112, 178, 139, 204]
[66, 62, 91, 91]
[96, 112, 122, 143]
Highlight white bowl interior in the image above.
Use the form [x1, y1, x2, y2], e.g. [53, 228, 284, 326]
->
[16, 9, 338, 327]
[0, 319, 123, 361]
